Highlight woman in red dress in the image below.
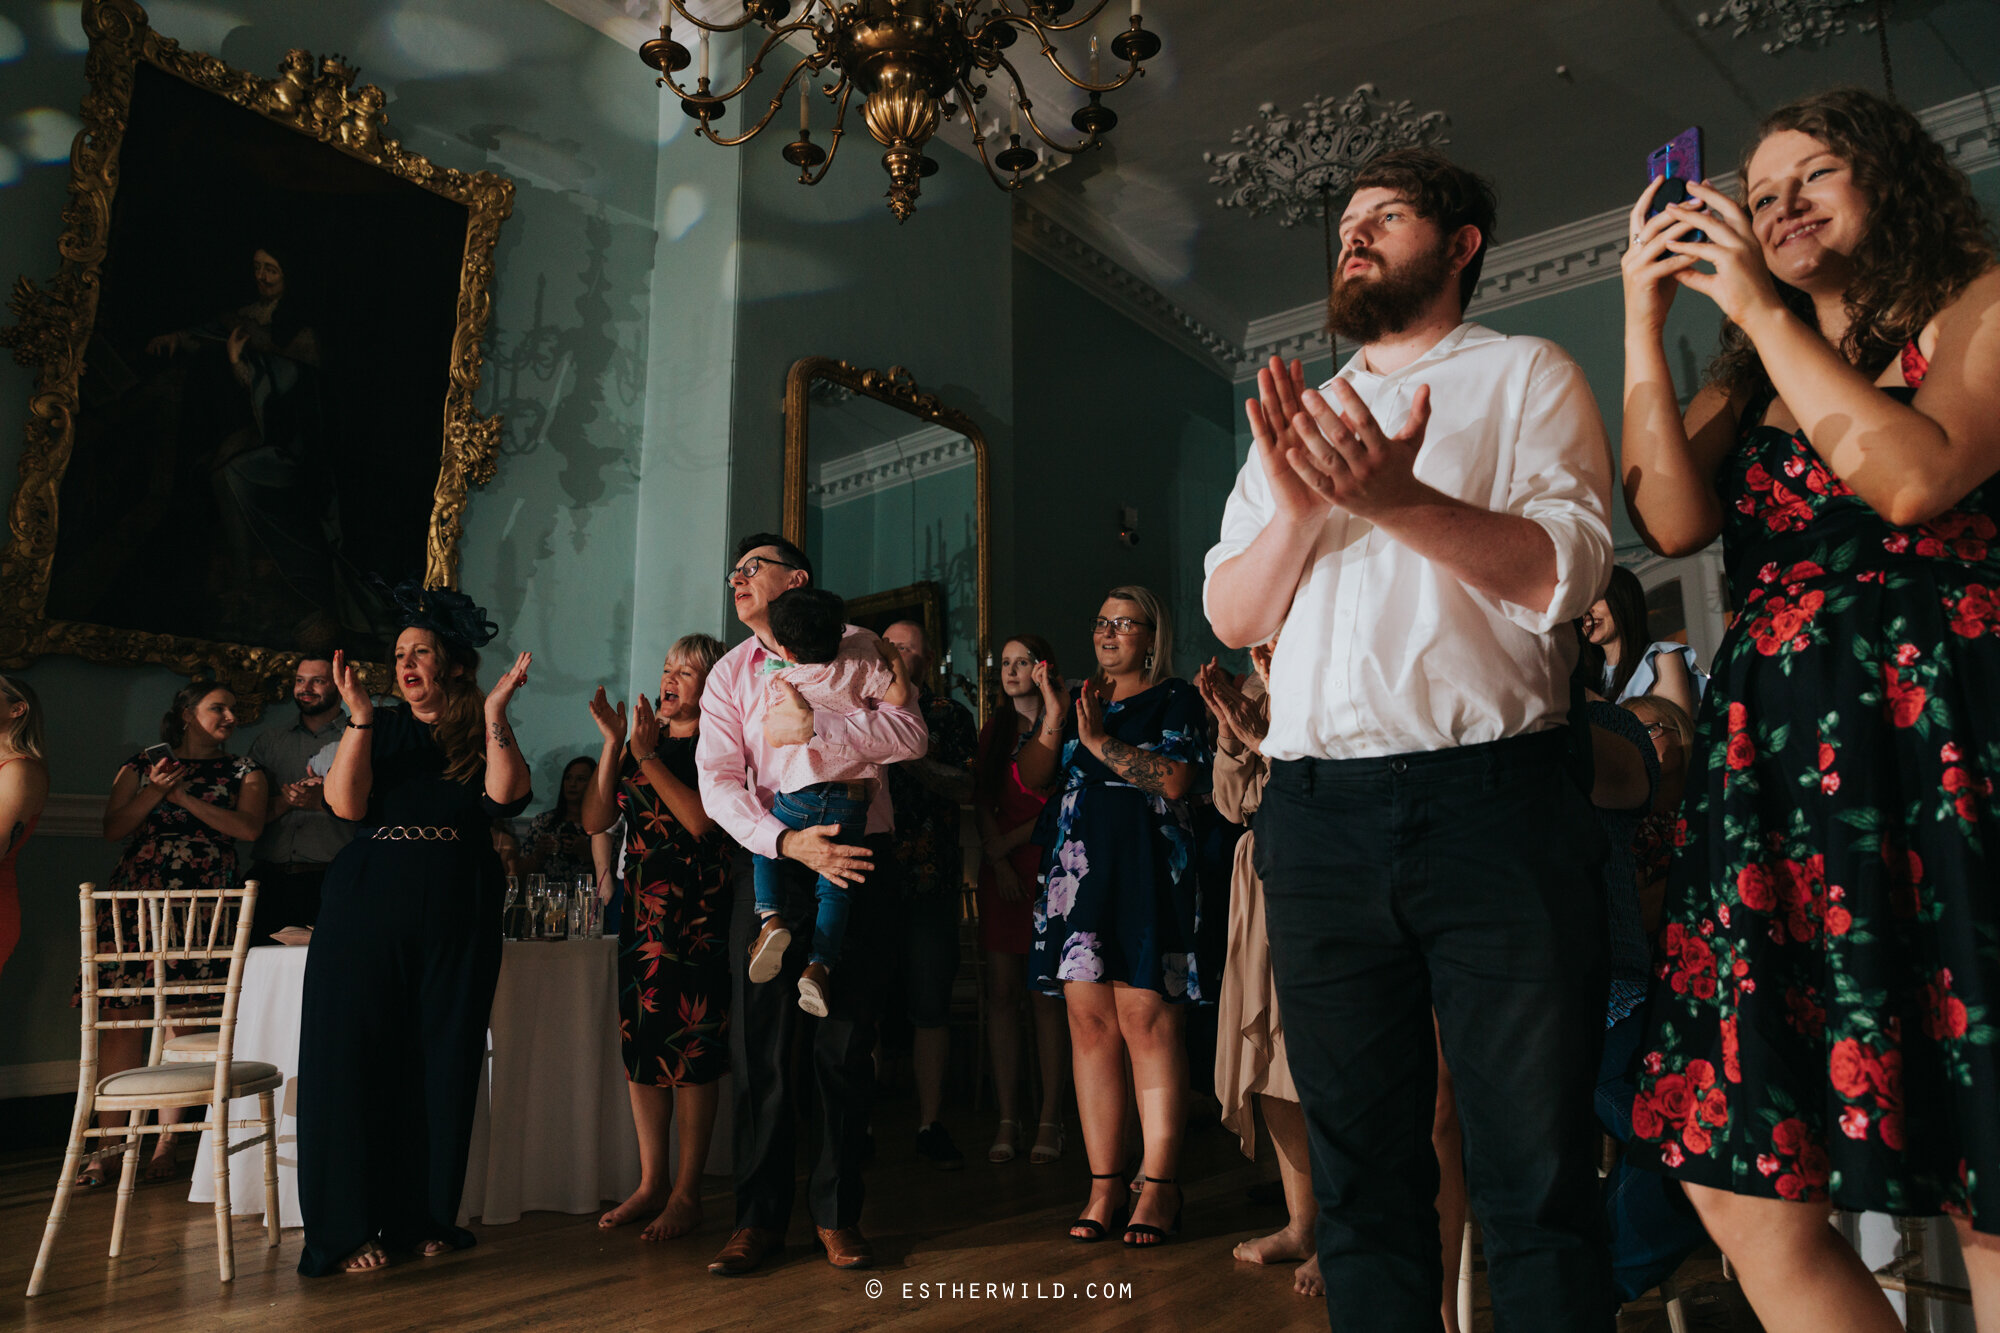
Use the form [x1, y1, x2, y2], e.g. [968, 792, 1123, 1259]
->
[0, 674, 49, 979]
[974, 634, 1070, 1165]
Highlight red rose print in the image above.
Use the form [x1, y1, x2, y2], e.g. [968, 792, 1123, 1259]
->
[1699, 1088, 1729, 1127]
[1884, 533, 1911, 554]
[1757, 562, 1780, 584]
[1945, 766, 1976, 793]
[1879, 1113, 1906, 1151]
[1727, 702, 1748, 735]
[1720, 1017, 1741, 1083]
[1687, 1059, 1716, 1090]
[1957, 793, 1981, 821]
[1655, 1074, 1696, 1125]
[1643, 1050, 1664, 1076]
[1661, 1142, 1685, 1169]
[1683, 1123, 1712, 1155]
[1775, 1173, 1805, 1200]
[1827, 905, 1852, 935]
[1632, 1095, 1662, 1141]
[1797, 1143, 1831, 1188]
[1942, 742, 1962, 763]
[1829, 1040, 1872, 1099]
[1840, 1107, 1871, 1139]
[1896, 643, 1919, 666]
[1881, 665, 1927, 728]
[1727, 732, 1757, 770]
[1756, 1152, 1780, 1176]
[1771, 1117, 1810, 1156]
[1916, 537, 1946, 558]
[1820, 772, 1841, 794]
[1817, 742, 1835, 770]
[1737, 864, 1776, 912]
[1947, 998, 1970, 1038]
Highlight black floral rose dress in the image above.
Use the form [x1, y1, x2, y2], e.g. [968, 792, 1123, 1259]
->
[1635, 344, 2000, 1231]
[616, 735, 734, 1087]
[77, 753, 260, 1007]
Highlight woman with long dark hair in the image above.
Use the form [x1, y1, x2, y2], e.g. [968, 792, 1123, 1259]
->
[78, 682, 267, 1185]
[296, 588, 532, 1275]
[973, 634, 1071, 1166]
[1621, 86, 2000, 1326]
[1019, 586, 1209, 1248]
[522, 756, 597, 884]
[1578, 566, 1702, 713]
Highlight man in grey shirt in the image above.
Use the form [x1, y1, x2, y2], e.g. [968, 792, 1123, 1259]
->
[247, 655, 352, 940]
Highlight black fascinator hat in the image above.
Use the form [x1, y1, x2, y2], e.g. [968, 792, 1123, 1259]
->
[380, 578, 499, 653]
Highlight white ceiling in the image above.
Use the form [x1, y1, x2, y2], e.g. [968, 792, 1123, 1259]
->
[1013, 0, 2000, 346]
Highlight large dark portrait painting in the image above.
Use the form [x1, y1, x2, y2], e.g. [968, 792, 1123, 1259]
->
[0, 0, 512, 705]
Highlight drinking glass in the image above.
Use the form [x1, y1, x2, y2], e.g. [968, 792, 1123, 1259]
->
[571, 875, 595, 939]
[543, 882, 569, 941]
[526, 875, 548, 940]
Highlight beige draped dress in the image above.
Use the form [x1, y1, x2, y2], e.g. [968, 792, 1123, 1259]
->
[1212, 678, 1298, 1158]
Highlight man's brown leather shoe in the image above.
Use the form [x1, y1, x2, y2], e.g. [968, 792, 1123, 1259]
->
[707, 1226, 782, 1276]
[815, 1225, 873, 1270]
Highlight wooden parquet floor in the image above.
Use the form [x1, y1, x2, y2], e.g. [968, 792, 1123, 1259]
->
[1, 1094, 1757, 1333]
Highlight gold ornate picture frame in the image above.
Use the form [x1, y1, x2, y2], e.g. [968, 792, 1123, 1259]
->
[0, 0, 513, 708]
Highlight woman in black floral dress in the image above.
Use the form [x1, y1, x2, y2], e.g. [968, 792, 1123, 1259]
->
[584, 633, 733, 1243]
[81, 682, 267, 1184]
[1621, 88, 2000, 1324]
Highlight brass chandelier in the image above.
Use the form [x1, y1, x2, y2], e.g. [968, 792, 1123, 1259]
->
[638, 1, 1163, 221]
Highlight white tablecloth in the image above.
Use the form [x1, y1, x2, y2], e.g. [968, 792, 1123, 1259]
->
[191, 938, 727, 1228]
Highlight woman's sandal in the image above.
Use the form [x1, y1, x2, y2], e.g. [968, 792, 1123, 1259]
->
[73, 1149, 112, 1189]
[1030, 1121, 1064, 1165]
[1123, 1175, 1183, 1248]
[988, 1119, 1020, 1164]
[1068, 1171, 1127, 1243]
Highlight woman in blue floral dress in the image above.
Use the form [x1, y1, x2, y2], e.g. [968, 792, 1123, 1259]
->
[1020, 586, 1209, 1250]
[1620, 88, 2000, 1325]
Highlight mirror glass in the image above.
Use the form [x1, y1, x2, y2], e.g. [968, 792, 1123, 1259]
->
[801, 382, 981, 714]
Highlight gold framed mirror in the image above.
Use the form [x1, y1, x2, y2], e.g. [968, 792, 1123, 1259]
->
[782, 358, 990, 721]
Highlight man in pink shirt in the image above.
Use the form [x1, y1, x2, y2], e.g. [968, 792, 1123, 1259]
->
[696, 533, 928, 1276]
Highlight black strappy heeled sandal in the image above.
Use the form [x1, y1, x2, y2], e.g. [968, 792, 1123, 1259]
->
[1068, 1171, 1127, 1243]
[1122, 1175, 1183, 1247]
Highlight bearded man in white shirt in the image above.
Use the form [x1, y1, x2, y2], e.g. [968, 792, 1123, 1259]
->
[1205, 149, 1617, 1331]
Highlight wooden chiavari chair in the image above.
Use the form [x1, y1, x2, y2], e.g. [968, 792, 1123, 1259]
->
[26, 879, 282, 1297]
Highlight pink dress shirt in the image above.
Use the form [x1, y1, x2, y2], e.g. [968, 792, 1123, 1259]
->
[696, 624, 929, 859]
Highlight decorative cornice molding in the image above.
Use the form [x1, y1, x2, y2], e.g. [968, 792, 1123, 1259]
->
[812, 425, 976, 509]
[1234, 84, 1999, 375]
[1013, 205, 1248, 378]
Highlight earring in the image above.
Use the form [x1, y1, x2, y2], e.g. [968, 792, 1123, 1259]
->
[1142, 650, 1155, 673]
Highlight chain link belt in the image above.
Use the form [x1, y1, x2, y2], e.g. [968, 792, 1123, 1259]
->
[371, 826, 462, 842]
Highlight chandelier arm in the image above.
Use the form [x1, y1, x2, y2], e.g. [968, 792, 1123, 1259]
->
[958, 79, 1030, 192]
[797, 80, 855, 185]
[656, 22, 825, 110]
[1030, 40, 1143, 95]
[985, 0, 1120, 36]
[699, 55, 820, 148]
[981, 55, 1101, 155]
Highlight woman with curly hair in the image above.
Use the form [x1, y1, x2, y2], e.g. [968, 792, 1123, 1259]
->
[296, 589, 534, 1275]
[1620, 86, 2000, 1327]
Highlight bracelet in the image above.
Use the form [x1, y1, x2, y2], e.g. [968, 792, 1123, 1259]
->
[633, 751, 659, 763]
[346, 720, 373, 730]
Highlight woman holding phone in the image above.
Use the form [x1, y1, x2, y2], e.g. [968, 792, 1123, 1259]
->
[79, 682, 267, 1186]
[1621, 88, 2000, 1327]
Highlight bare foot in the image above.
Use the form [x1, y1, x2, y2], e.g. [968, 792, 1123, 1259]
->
[1293, 1253, 1324, 1298]
[418, 1238, 458, 1258]
[600, 1183, 668, 1229]
[640, 1193, 702, 1242]
[343, 1242, 388, 1273]
[1234, 1226, 1313, 1265]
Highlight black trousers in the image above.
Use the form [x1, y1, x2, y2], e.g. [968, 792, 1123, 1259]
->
[245, 861, 325, 942]
[726, 837, 887, 1234]
[295, 842, 500, 1275]
[1257, 731, 1613, 1332]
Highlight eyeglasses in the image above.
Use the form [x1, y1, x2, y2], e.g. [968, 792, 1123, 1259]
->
[726, 555, 800, 586]
[1091, 617, 1154, 636]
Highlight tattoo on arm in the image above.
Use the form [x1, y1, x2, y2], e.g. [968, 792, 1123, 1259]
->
[1098, 738, 1174, 797]
[490, 721, 512, 751]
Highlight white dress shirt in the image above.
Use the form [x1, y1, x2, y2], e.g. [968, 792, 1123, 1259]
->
[1203, 322, 1614, 762]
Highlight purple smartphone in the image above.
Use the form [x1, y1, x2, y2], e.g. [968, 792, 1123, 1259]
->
[1646, 126, 1705, 241]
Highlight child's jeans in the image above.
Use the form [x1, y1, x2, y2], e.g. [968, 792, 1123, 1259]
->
[751, 780, 869, 969]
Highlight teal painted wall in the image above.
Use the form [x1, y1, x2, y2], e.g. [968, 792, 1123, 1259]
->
[809, 463, 981, 700]
[0, 1, 744, 1071]
[1011, 254, 1237, 680]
